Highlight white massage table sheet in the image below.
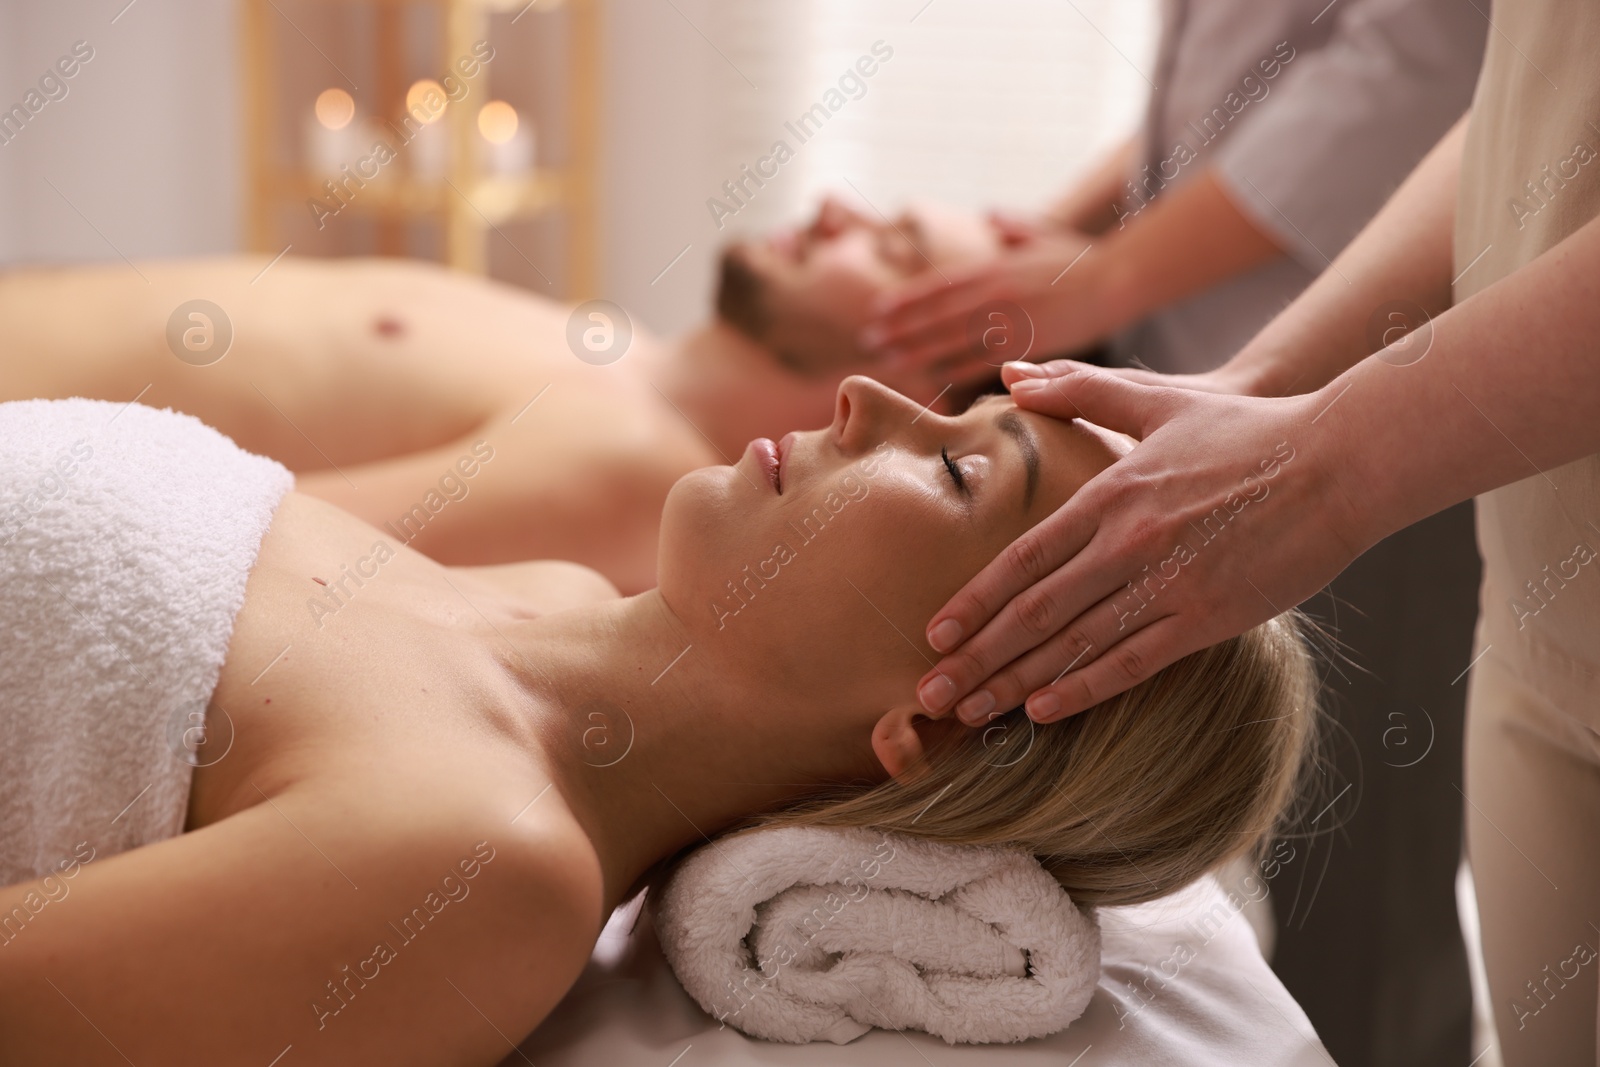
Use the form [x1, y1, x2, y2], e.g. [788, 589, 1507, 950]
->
[505, 874, 1331, 1066]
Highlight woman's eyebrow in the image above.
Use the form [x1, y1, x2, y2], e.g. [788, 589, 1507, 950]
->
[995, 410, 1041, 511]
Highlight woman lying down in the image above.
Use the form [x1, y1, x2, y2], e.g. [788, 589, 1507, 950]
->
[0, 376, 1315, 1064]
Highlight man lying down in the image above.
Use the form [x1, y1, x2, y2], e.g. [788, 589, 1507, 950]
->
[0, 372, 1317, 1064]
[0, 197, 1001, 594]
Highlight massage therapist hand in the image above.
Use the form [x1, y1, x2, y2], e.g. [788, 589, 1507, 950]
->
[859, 171, 1286, 387]
[915, 359, 1369, 725]
[860, 226, 1106, 379]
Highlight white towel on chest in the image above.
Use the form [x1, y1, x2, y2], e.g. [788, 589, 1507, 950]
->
[655, 824, 1100, 1045]
[0, 398, 292, 887]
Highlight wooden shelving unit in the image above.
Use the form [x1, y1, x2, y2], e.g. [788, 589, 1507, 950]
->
[240, 0, 599, 295]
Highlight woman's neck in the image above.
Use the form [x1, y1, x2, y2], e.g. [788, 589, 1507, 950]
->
[497, 590, 882, 914]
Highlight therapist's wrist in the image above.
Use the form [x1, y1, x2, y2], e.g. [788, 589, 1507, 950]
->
[1215, 352, 1293, 398]
[1216, 328, 1339, 398]
[1297, 366, 1420, 556]
[1080, 239, 1143, 340]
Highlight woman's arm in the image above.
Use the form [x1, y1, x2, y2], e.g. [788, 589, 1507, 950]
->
[0, 781, 599, 1066]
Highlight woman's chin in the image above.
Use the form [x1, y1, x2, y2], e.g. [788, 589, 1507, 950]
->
[657, 465, 753, 582]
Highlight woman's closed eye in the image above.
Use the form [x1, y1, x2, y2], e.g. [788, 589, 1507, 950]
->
[941, 445, 969, 495]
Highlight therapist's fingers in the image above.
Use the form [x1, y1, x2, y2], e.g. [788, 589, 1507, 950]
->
[947, 607, 1190, 726]
[1008, 363, 1175, 440]
[986, 210, 1049, 247]
[917, 532, 1149, 717]
[1000, 359, 1053, 383]
[915, 488, 1108, 714]
[943, 585, 1174, 725]
[917, 372, 1187, 717]
[863, 269, 991, 354]
[1002, 357, 1255, 398]
[1018, 617, 1192, 722]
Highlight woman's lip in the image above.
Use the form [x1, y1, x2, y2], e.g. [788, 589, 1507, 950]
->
[777, 432, 797, 493]
[750, 437, 781, 493]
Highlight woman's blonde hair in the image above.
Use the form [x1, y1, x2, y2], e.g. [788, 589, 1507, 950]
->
[724, 612, 1319, 908]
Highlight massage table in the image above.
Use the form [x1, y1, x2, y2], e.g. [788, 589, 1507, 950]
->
[502, 875, 1333, 1066]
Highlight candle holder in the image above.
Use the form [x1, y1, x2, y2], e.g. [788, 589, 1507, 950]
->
[241, 0, 598, 294]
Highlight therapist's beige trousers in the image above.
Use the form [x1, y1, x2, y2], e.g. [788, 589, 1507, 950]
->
[1467, 572, 1600, 1067]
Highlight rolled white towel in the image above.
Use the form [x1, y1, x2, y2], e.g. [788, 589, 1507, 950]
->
[655, 824, 1100, 1045]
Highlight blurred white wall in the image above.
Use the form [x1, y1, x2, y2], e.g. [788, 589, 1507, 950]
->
[602, 0, 1156, 334]
[0, 0, 1152, 338]
[0, 1, 240, 265]
[597, 0, 724, 334]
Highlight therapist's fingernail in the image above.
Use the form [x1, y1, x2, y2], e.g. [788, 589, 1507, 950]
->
[1005, 361, 1044, 378]
[956, 690, 995, 725]
[1026, 692, 1062, 721]
[918, 673, 957, 713]
[1010, 378, 1048, 396]
[928, 618, 963, 652]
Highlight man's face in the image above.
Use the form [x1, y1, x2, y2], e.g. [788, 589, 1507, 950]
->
[716, 195, 1001, 375]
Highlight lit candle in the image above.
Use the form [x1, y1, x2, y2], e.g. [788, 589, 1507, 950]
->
[402, 79, 449, 182]
[477, 100, 535, 176]
[405, 79, 448, 127]
[305, 87, 357, 176]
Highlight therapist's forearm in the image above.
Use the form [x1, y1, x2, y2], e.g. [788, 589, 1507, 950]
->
[1321, 206, 1600, 552]
[1044, 136, 1136, 235]
[1224, 113, 1468, 398]
[1089, 168, 1286, 335]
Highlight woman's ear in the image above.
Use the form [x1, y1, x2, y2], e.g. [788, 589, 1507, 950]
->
[871, 704, 964, 783]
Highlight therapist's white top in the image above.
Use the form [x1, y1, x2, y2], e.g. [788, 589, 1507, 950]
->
[1115, 0, 1487, 374]
[1457, 0, 1600, 711]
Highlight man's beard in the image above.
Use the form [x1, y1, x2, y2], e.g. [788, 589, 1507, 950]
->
[714, 246, 773, 344]
[713, 245, 858, 377]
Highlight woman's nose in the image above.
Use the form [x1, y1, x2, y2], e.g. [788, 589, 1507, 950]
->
[834, 375, 929, 451]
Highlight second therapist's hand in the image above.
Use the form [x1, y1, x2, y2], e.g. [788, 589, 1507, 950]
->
[916, 360, 1372, 725]
[860, 229, 1111, 377]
